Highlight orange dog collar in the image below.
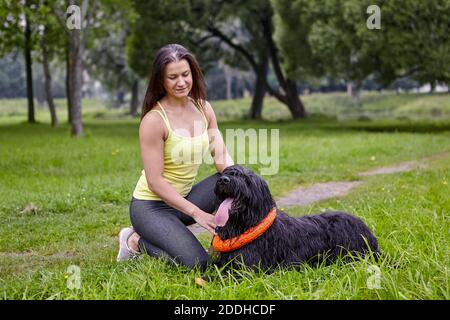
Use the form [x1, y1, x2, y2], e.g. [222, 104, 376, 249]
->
[212, 208, 277, 253]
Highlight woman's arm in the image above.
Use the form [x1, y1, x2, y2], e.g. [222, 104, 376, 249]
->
[203, 101, 234, 174]
[139, 112, 216, 234]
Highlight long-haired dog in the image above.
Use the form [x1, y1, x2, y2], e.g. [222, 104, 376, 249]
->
[212, 165, 380, 271]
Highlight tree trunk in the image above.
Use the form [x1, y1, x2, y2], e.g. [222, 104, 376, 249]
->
[261, 16, 307, 119]
[69, 28, 83, 136]
[285, 79, 307, 118]
[430, 81, 436, 93]
[248, 55, 269, 120]
[66, 45, 72, 124]
[130, 79, 139, 116]
[42, 28, 59, 127]
[24, 10, 35, 123]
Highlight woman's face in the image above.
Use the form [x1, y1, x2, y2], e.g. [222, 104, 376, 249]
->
[163, 59, 193, 99]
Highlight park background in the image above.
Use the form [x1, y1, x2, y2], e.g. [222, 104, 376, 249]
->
[0, 0, 449, 299]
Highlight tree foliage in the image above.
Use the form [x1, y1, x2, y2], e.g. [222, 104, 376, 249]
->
[126, 0, 195, 78]
[273, 0, 450, 90]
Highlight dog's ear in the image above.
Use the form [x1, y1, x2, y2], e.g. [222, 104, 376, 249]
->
[245, 171, 274, 213]
[250, 171, 271, 195]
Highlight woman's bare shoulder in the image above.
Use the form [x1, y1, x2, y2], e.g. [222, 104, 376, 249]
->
[199, 100, 215, 119]
[202, 100, 219, 126]
[139, 110, 166, 140]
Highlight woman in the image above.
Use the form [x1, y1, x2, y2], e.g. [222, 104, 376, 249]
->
[117, 44, 234, 271]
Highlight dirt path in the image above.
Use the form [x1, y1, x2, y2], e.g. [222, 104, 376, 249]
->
[276, 159, 428, 208]
[276, 181, 363, 208]
[189, 152, 449, 236]
[358, 161, 426, 176]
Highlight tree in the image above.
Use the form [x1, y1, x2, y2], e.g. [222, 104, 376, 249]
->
[1, 0, 67, 126]
[127, 0, 307, 119]
[23, 1, 36, 122]
[273, 0, 366, 102]
[86, 1, 141, 115]
[126, 0, 217, 116]
[36, 1, 67, 127]
[199, 2, 273, 119]
[126, 0, 194, 79]
[0, 0, 40, 123]
[194, 0, 307, 119]
[273, 0, 450, 103]
[53, 0, 100, 136]
[40, 24, 59, 126]
[375, 0, 450, 89]
[61, 0, 86, 135]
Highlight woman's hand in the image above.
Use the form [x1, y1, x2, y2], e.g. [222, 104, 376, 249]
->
[193, 209, 217, 235]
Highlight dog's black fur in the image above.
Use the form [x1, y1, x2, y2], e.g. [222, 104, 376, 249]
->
[213, 165, 380, 271]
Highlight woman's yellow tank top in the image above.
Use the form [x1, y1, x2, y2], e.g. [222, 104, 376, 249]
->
[132, 99, 210, 201]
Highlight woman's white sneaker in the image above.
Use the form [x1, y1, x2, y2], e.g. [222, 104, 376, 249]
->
[117, 227, 140, 262]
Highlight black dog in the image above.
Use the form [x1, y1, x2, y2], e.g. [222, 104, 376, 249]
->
[212, 165, 380, 271]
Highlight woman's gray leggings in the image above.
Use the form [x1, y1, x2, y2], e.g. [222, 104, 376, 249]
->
[129, 173, 220, 271]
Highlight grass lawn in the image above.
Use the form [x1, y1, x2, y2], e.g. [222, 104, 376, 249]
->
[0, 92, 449, 299]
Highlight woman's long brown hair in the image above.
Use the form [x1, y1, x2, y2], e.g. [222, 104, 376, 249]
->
[141, 44, 207, 120]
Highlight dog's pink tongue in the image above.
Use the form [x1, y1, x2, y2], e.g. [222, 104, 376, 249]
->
[215, 198, 233, 227]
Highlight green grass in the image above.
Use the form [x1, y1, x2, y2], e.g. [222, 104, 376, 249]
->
[0, 92, 449, 299]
